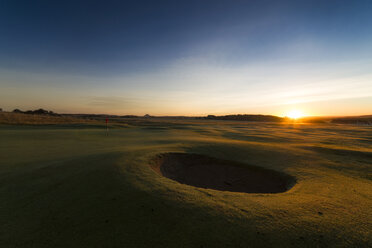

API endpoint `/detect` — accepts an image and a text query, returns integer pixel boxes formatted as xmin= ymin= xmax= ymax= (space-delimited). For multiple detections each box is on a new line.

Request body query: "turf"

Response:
xmin=0 ymin=120 xmax=371 ymax=247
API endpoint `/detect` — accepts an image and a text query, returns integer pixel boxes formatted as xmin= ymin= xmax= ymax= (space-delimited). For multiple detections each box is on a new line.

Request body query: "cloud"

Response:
xmin=85 ymin=96 xmax=140 ymax=110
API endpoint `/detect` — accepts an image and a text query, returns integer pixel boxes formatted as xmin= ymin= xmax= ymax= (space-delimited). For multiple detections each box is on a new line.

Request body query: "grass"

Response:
xmin=0 ymin=118 xmax=371 ymax=247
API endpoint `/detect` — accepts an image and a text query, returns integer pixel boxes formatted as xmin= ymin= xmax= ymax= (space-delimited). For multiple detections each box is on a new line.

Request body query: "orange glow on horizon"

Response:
xmin=286 ymin=110 xmax=305 ymax=119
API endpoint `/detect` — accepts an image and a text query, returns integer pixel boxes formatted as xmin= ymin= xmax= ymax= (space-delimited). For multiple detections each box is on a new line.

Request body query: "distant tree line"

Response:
xmin=202 ymin=114 xmax=284 ymax=122
xmin=12 ymin=108 xmax=59 ymax=116
xmin=331 ymin=117 xmax=372 ymax=125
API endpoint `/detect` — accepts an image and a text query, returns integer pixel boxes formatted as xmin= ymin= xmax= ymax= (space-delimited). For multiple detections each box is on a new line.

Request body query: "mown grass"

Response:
xmin=0 ymin=119 xmax=371 ymax=247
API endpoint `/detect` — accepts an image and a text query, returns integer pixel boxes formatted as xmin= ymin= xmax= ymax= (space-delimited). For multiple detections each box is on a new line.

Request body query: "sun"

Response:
xmin=286 ymin=110 xmax=304 ymax=119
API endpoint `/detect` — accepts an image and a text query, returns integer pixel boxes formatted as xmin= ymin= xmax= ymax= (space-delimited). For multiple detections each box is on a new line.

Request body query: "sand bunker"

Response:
xmin=150 ymin=153 xmax=295 ymax=193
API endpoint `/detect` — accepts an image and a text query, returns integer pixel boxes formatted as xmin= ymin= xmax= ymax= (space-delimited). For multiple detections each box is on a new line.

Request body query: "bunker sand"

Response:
xmin=150 ymin=153 xmax=296 ymax=193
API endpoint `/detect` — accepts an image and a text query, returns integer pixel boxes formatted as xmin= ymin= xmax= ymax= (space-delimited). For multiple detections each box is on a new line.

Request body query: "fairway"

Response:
xmin=1 ymin=120 xmax=371 ymax=247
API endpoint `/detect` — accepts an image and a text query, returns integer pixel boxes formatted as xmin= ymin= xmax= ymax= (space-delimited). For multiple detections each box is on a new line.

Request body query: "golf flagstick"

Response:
xmin=106 ymin=118 xmax=108 ymax=136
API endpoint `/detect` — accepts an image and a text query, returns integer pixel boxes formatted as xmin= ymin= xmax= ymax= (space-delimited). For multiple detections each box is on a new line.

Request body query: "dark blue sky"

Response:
xmin=1 ymin=0 xmax=371 ymax=75
xmin=1 ymin=0 xmax=371 ymax=115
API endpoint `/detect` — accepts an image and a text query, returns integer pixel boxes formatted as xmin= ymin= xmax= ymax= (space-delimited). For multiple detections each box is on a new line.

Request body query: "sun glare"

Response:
xmin=286 ymin=110 xmax=304 ymax=119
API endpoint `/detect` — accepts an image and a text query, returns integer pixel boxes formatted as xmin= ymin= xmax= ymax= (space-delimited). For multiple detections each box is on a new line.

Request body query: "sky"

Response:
xmin=0 ymin=0 xmax=371 ymax=116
